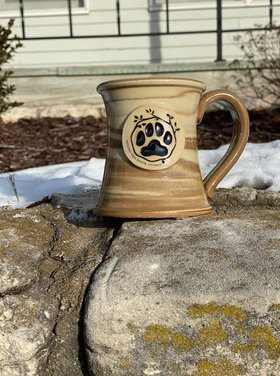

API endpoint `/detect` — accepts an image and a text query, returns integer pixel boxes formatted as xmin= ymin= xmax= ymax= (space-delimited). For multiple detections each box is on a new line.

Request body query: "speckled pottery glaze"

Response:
xmin=94 ymin=77 xmax=249 ymax=218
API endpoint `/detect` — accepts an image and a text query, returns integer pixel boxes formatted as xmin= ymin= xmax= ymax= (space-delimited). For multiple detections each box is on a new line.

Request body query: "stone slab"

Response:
xmin=2 ymin=187 xmax=280 ymax=375
xmin=84 ymin=208 xmax=280 ymax=375
xmin=0 ymin=204 xmax=114 ymax=376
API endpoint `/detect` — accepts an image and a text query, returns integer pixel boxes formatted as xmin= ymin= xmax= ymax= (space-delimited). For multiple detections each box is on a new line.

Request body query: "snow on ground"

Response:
xmin=0 ymin=140 xmax=280 ymax=208
xmin=200 ymin=140 xmax=280 ymax=192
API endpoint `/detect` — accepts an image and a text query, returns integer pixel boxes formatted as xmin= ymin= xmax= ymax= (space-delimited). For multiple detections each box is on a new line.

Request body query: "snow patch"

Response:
xmin=0 ymin=142 xmax=279 ymax=208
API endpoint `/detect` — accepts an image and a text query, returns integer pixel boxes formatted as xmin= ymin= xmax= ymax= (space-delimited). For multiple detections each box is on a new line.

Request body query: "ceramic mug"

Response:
xmin=94 ymin=77 xmax=249 ymax=218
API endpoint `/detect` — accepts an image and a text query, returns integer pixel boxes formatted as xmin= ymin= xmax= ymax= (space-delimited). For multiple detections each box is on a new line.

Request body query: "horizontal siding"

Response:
xmin=222 ymin=6 xmax=277 ymax=28
xmin=1 ymin=0 xmax=279 ymax=69
xmin=9 ymin=34 xmax=216 ymax=67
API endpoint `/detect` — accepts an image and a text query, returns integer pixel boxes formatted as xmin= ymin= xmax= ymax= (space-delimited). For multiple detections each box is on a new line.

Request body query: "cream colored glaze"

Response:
xmin=94 ymin=77 xmax=249 ymax=218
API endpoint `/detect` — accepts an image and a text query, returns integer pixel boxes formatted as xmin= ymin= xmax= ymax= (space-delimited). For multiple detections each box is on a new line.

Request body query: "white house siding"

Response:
xmin=0 ymin=0 xmax=279 ymax=69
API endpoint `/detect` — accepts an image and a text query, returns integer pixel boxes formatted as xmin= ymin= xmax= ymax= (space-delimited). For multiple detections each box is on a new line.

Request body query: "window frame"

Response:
xmin=0 ymin=0 xmax=90 ymax=18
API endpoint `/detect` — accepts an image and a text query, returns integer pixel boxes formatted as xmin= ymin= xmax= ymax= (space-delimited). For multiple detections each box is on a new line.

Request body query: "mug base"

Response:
xmin=93 ymin=206 xmax=213 ymax=219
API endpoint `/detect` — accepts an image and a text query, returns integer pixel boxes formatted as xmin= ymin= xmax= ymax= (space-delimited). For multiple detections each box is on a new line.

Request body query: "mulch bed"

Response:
xmin=0 ymin=108 xmax=280 ymax=173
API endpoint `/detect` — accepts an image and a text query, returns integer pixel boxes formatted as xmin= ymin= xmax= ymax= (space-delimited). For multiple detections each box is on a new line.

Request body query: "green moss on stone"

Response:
xmin=140 ymin=303 xmax=280 ymax=373
xmin=143 ymin=324 xmax=195 ymax=353
xmin=171 ymin=332 xmax=194 ymax=352
xmin=197 ymin=318 xmax=227 ymax=347
xmin=232 ymin=325 xmax=280 ymax=359
xmin=249 ymin=326 xmax=280 ymax=359
xmin=269 ymin=303 xmax=280 ymax=311
xmin=187 ymin=303 xmax=247 ymax=321
xmin=188 ymin=302 xmax=220 ymax=318
xmin=143 ymin=324 xmax=170 ymax=349
xmin=192 ymin=356 xmax=244 ymax=376
xmin=220 ymin=305 xmax=248 ymax=320
xmin=119 ymin=358 xmax=131 ymax=369
xmin=231 ymin=342 xmax=256 ymax=354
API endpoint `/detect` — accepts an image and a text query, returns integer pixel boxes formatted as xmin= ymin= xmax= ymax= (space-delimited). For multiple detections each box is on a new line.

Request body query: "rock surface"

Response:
xmin=0 ymin=204 xmax=114 ymax=376
xmin=84 ymin=208 xmax=280 ymax=376
xmin=1 ymin=188 xmax=280 ymax=375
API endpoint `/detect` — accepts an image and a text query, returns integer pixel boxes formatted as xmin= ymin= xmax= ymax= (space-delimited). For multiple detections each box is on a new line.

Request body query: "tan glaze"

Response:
xmin=94 ymin=77 xmax=249 ymax=218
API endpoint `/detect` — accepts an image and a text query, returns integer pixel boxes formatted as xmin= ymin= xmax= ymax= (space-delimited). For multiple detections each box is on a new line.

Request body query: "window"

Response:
xmin=0 ymin=0 xmax=87 ymax=16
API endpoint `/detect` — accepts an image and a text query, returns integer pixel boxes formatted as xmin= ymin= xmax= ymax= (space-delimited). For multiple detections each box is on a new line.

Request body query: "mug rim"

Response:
xmin=97 ymin=76 xmax=206 ymax=93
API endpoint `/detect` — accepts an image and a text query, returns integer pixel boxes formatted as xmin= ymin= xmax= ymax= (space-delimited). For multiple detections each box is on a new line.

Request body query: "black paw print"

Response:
xmin=135 ymin=121 xmax=173 ymax=157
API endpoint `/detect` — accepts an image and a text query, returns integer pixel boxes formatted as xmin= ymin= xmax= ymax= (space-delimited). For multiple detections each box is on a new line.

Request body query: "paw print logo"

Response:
xmin=122 ymin=105 xmax=185 ymax=171
xmin=131 ymin=109 xmax=178 ymax=163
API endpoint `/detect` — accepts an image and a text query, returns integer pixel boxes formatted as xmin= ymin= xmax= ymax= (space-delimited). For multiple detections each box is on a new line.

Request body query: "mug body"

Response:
xmin=94 ymin=77 xmax=212 ymax=218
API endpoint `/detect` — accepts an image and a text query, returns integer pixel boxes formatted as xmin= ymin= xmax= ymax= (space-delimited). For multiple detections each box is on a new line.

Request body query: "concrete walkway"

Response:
xmin=3 ymin=68 xmax=255 ymax=122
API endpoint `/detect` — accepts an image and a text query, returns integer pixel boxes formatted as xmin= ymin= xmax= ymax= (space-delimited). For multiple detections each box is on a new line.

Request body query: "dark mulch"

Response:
xmin=0 ymin=108 xmax=280 ymax=173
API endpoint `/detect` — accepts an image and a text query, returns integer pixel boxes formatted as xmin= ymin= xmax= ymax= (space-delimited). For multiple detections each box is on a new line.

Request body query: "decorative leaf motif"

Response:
xmin=133 ymin=108 xmax=179 ymax=135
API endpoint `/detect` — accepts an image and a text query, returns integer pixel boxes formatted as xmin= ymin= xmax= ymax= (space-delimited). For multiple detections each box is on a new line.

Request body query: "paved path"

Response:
xmin=4 ymin=70 xmax=246 ymax=122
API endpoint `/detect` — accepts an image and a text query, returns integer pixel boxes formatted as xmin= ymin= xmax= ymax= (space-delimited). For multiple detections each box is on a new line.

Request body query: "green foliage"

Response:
xmin=0 ymin=18 xmax=23 ymax=115
xmin=231 ymin=24 xmax=280 ymax=107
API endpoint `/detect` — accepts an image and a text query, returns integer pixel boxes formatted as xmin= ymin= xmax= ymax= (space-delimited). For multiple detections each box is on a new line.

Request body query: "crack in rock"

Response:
xmin=0 ymin=205 xmax=118 ymax=376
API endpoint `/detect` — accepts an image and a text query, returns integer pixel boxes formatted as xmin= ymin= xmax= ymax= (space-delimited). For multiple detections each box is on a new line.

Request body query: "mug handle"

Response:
xmin=197 ymin=90 xmax=250 ymax=200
